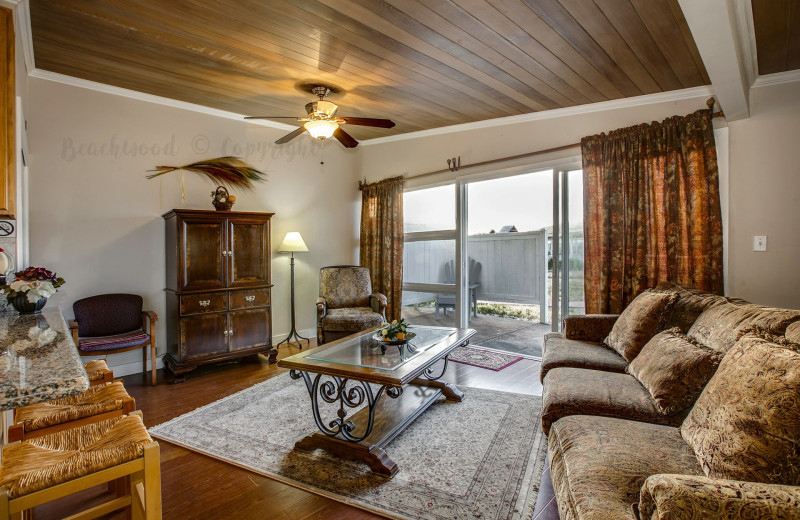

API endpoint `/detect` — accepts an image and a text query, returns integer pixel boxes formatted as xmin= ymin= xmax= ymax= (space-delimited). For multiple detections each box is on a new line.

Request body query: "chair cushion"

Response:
xmin=652 ymin=282 xmax=730 ymax=333
xmin=680 ymin=331 xmax=800 ymax=485
xmin=14 ymin=381 xmax=131 ymax=432
xmin=541 ymin=368 xmax=680 ymax=435
xmin=73 ymin=294 xmax=143 ymax=337
xmin=79 ymin=331 xmax=150 ymax=352
xmin=319 ymin=266 xmax=372 ymax=309
xmin=687 ymin=302 xmax=800 ymax=353
xmin=0 ymin=415 xmax=152 ymax=498
xmin=321 ymin=307 xmax=384 ymax=332
xmin=604 ymin=291 xmax=676 ymax=362
xmin=785 ymin=321 xmax=800 ymax=344
xmin=548 ymin=415 xmax=703 ymax=520
xmin=627 ymin=329 xmax=722 ymax=415
xmin=540 ymin=335 xmax=628 ymax=382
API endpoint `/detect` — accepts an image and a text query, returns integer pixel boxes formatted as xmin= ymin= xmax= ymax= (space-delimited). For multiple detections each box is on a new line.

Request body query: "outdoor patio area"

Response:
xmin=402 ymin=306 xmax=551 ymax=358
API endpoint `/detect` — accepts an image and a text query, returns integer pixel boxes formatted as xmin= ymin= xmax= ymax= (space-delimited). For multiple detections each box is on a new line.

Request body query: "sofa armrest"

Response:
xmin=637 ymin=473 xmax=800 ymax=520
xmin=370 ymin=293 xmax=388 ymax=319
xmin=563 ymin=314 xmax=620 ymax=342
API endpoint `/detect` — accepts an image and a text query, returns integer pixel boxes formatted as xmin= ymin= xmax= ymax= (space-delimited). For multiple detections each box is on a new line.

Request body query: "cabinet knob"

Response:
xmin=229 ymin=329 xmax=234 ymax=336
xmin=222 ymin=251 xmax=228 ymax=257
xmin=199 ymin=300 xmax=211 ymax=307
xmin=245 ymin=295 xmax=256 ymax=302
xmin=224 ymin=330 xmax=229 ymax=336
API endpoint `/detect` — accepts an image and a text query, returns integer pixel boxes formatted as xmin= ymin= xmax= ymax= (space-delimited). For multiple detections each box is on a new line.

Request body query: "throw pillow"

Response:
xmin=603 ymin=290 xmax=675 ymax=362
xmin=627 ymin=328 xmax=722 ymax=415
xmin=680 ymin=331 xmax=800 ymax=485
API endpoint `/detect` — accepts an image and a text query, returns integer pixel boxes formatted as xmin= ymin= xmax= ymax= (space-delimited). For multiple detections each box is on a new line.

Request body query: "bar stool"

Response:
xmin=83 ymin=359 xmax=114 ymax=386
xmin=0 ymin=412 xmax=161 ymax=520
xmin=7 ymin=381 xmax=135 ymax=442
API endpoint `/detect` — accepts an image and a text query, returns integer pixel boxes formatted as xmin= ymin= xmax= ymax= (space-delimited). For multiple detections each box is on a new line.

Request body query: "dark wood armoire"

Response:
xmin=162 ymin=209 xmax=275 ymax=381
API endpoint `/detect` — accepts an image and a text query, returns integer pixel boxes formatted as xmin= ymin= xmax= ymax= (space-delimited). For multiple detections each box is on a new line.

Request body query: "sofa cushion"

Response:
xmin=681 ymin=331 xmax=800 ymax=485
xmin=687 ymin=302 xmax=800 ymax=353
xmin=548 ymin=415 xmax=703 ymax=520
xmin=540 ymin=335 xmax=628 ymax=383
xmin=627 ymin=329 xmax=722 ymax=415
xmin=542 ymin=368 xmax=681 ymax=435
xmin=652 ymin=282 xmax=730 ymax=333
xmin=320 ymin=307 xmax=384 ymax=332
xmin=604 ymin=291 xmax=676 ymax=362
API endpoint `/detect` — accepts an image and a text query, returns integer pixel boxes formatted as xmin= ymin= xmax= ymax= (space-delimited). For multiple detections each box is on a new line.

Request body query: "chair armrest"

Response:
xmin=637 ymin=473 xmax=800 ymax=520
xmin=143 ymin=310 xmax=158 ymax=322
xmin=370 ymin=293 xmax=388 ymax=319
xmin=68 ymin=319 xmax=79 ymax=347
xmin=316 ymin=297 xmax=327 ymax=323
xmin=562 ymin=314 xmax=620 ymax=342
xmin=142 ymin=310 xmax=158 ymax=336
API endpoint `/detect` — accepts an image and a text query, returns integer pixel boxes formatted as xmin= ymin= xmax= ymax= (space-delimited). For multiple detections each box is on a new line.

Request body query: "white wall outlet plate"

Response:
xmin=753 ymin=235 xmax=767 ymax=252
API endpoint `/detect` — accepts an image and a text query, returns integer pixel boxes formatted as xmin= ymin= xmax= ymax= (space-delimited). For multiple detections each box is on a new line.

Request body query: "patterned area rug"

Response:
xmin=149 ymin=375 xmax=546 ymax=520
xmin=449 ymin=345 xmax=524 ymax=371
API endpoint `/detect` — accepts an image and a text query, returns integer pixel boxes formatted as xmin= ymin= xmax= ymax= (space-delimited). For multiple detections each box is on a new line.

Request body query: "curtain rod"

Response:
xmin=359 ymin=99 xmax=724 ymax=191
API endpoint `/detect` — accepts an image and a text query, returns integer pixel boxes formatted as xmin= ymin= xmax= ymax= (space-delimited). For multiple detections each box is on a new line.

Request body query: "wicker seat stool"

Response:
xmin=8 ymin=381 xmax=135 ymax=443
xmin=83 ymin=360 xmax=113 ymax=386
xmin=0 ymin=413 xmax=161 ymax=520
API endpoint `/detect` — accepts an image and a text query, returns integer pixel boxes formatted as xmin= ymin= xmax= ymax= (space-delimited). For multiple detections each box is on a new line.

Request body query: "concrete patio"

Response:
xmin=402 ymin=306 xmax=551 ymax=358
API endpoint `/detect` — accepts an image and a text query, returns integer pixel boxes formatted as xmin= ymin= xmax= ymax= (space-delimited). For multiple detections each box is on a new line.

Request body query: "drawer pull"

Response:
xmin=245 ymin=295 xmax=256 ymax=302
xmin=199 ymin=300 xmax=211 ymax=307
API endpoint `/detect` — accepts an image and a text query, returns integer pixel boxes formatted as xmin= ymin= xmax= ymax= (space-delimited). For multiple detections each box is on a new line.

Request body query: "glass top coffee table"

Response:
xmin=277 ymin=325 xmax=475 ymax=477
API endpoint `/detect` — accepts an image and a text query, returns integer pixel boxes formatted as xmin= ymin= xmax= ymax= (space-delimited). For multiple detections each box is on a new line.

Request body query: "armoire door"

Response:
xmin=180 ymin=314 xmax=228 ymax=359
xmin=228 ymin=309 xmax=270 ymax=351
xmin=228 ymin=219 xmax=269 ymax=287
xmin=181 ymin=217 xmax=226 ymax=291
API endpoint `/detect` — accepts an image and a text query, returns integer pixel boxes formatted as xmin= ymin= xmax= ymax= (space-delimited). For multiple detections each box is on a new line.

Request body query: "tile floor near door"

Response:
xmin=403 ymin=307 xmax=551 ymax=358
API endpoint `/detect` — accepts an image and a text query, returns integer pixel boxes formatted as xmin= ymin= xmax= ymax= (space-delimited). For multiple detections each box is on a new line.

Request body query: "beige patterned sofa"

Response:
xmin=541 ymin=282 xmax=800 ymax=519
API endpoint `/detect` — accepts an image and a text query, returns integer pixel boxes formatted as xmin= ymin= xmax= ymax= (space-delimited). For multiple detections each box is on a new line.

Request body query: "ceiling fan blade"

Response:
xmin=339 ymin=117 xmax=396 ymax=128
xmin=333 ymin=127 xmax=359 ymax=148
xmin=245 ymin=116 xmax=301 ymax=120
xmin=275 ymin=126 xmax=307 ymax=145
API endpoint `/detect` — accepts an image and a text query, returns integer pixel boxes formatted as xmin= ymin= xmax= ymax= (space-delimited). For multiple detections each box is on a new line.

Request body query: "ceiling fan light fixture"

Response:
xmin=304 ymin=119 xmax=339 ymax=139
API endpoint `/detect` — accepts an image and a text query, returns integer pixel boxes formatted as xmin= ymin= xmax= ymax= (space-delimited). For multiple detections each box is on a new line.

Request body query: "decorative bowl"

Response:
xmin=373 ymin=331 xmax=416 ymax=345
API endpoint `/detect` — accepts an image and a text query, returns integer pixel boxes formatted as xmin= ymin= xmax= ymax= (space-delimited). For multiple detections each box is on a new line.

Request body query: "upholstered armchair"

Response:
xmin=69 ymin=294 xmax=158 ymax=385
xmin=316 ymin=266 xmax=387 ymax=344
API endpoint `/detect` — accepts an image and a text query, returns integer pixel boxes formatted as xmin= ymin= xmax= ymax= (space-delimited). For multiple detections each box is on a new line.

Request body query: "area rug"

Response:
xmin=448 ymin=345 xmax=524 ymax=371
xmin=149 ymin=374 xmax=546 ymax=520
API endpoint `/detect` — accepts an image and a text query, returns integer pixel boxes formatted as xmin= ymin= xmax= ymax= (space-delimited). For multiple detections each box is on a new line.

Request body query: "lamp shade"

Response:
xmin=278 ymin=232 xmax=309 ymax=253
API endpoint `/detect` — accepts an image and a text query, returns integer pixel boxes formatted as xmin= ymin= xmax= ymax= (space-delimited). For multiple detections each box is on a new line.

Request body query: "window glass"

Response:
xmin=404 ymin=185 xmax=455 ymax=232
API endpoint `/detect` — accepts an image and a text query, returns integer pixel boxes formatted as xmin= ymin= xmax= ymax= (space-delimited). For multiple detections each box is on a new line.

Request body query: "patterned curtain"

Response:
xmin=582 ymin=109 xmax=723 ymax=314
xmin=360 ymin=176 xmax=404 ymax=321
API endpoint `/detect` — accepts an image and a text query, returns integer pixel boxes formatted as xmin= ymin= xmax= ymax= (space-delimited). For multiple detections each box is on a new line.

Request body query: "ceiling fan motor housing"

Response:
xmin=305 ymin=100 xmax=339 ymax=119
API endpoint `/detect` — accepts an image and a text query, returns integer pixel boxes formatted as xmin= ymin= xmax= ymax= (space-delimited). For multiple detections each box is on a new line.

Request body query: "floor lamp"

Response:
xmin=277 ymin=232 xmax=311 ymax=348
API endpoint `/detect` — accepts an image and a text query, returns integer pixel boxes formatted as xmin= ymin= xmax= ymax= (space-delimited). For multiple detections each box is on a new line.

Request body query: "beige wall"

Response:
xmin=27 ymin=78 xmax=361 ymax=375
xmin=726 ymin=81 xmax=800 ymax=309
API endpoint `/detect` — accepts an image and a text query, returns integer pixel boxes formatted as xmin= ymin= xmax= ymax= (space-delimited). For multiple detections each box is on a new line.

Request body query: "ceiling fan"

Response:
xmin=245 ymin=85 xmax=395 ymax=148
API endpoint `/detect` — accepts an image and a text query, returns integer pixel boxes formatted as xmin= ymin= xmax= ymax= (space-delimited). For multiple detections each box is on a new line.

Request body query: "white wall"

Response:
xmin=27 ymin=78 xmax=361 ymax=375
xmin=726 ymin=81 xmax=800 ymax=309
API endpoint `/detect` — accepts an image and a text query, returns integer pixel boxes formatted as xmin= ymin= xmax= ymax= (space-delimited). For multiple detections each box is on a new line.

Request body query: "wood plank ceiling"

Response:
xmin=30 ymin=0 xmax=712 ymax=140
xmin=752 ymin=0 xmax=800 ymax=75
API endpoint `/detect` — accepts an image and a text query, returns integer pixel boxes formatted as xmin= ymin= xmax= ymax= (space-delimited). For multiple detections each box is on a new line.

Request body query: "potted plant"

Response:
xmin=379 ymin=318 xmax=410 ymax=341
xmin=1 ymin=267 xmax=65 ymax=314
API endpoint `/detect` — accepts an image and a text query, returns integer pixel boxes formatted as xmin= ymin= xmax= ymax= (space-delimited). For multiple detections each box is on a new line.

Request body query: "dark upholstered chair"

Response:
xmin=316 ymin=266 xmax=387 ymax=344
xmin=69 ymin=294 xmax=158 ymax=385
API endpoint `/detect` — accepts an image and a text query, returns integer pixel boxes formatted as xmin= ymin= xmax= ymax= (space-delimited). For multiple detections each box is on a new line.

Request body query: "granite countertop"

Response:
xmin=0 ymin=307 xmax=89 ymax=411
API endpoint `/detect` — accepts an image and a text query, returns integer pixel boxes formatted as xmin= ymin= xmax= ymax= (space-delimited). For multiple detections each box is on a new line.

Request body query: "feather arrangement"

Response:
xmin=147 ymin=156 xmax=267 ymax=190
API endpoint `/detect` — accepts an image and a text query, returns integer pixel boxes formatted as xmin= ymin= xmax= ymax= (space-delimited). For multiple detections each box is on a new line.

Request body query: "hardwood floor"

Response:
xmin=33 ymin=344 xmax=546 ymax=520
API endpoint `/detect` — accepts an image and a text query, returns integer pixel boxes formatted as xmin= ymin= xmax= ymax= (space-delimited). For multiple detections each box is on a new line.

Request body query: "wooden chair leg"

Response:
xmin=143 ymin=443 xmax=162 ymax=520
xmin=150 ymin=341 xmax=157 ymax=386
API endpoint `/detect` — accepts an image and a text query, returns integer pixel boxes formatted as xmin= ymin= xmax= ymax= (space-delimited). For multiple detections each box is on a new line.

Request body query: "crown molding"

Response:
xmin=362 ymin=85 xmax=715 ymax=146
xmin=752 ymin=69 xmax=800 ymax=88
xmin=28 ymin=69 xmax=297 ymax=131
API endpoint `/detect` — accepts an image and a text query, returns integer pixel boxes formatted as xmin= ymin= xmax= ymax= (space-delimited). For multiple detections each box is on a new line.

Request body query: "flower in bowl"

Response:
xmin=2 ymin=267 xmax=65 ymax=303
xmin=379 ymin=318 xmax=409 ymax=341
